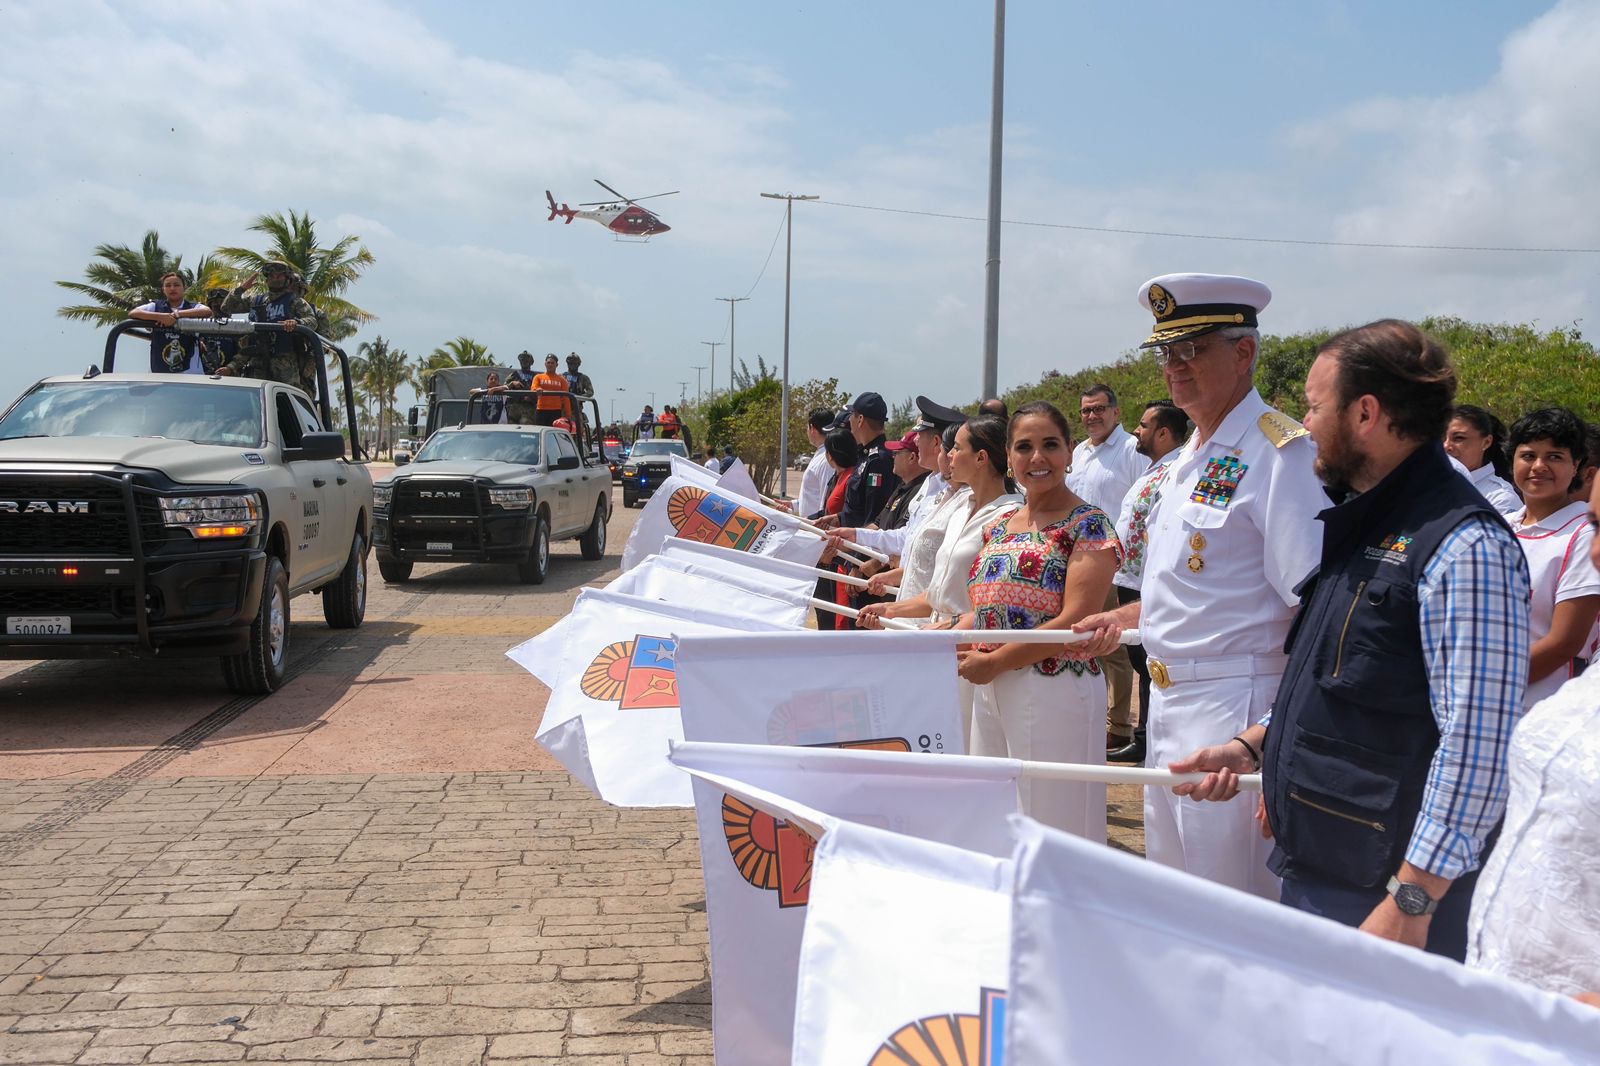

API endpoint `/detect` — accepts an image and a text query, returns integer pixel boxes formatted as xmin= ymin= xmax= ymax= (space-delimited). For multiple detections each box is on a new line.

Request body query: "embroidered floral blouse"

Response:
xmin=967 ymin=505 xmax=1123 ymax=676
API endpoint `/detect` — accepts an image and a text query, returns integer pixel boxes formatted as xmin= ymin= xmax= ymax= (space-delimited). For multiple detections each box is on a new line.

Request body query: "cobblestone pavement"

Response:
xmin=0 ymin=483 xmax=1144 ymax=1064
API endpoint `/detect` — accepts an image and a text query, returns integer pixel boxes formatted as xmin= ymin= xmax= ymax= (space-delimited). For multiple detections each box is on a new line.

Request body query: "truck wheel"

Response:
xmin=622 ymin=491 xmax=637 ymax=509
xmin=322 ymin=531 xmax=368 ymax=629
xmin=377 ymin=552 xmax=412 ymax=583
xmin=221 ymin=556 xmax=289 ymax=695
xmin=517 ymin=514 xmax=550 ymax=584
xmin=578 ymin=498 xmax=608 ymax=560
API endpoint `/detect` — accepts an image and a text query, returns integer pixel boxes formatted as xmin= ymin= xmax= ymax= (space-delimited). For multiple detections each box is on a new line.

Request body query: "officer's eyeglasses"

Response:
xmin=1151 ymin=337 xmax=1222 ymax=367
xmin=1079 ymin=404 xmax=1111 ymax=417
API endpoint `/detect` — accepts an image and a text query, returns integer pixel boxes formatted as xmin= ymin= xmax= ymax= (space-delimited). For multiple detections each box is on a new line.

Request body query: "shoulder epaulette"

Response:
xmin=1257 ymin=410 xmax=1309 ymax=449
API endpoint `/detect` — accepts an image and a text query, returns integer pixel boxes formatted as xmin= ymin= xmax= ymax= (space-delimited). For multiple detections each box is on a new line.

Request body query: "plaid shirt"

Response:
xmin=1407 ymin=514 xmax=1530 ymax=878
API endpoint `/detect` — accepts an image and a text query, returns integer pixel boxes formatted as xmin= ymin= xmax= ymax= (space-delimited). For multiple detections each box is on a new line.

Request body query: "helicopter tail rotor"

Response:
xmin=545 ymin=191 xmax=575 ymax=224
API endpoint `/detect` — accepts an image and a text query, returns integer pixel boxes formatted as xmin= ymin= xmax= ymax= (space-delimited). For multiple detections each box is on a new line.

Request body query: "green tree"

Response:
xmin=216 ymin=210 xmax=376 ymax=340
xmin=410 ymin=337 xmax=496 ymax=398
xmin=683 ymin=376 xmax=849 ymax=494
xmin=54 ymin=230 xmax=202 ymax=326
xmin=352 ymin=336 xmax=410 ymax=457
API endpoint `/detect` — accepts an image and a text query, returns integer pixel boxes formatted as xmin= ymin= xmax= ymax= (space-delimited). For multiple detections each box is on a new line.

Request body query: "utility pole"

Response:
xmin=716 ymin=296 xmax=749 ymax=393
xmin=678 ymin=381 xmax=688 ymax=403
xmin=691 ymin=365 xmax=707 ymax=404
xmin=700 ymin=341 xmax=721 ymax=400
xmin=759 ymin=191 xmax=818 ymax=496
xmin=981 ymin=0 xmax=1006 ymax=400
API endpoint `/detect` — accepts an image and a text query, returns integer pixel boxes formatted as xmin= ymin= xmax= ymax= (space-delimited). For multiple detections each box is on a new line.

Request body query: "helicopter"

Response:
xmin=545 ymin=179 xmax=678 ymax=239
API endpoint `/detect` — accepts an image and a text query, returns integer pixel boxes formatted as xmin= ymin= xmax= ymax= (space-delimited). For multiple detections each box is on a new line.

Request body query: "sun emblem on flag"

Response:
xmin=721 ymin=737 xmax=912 ymax=908
xmin=579 ymin=636 xmax=679 ymax=709
xmin=869 ymin=987 xmax=1007 ymax=1066
xmin=664 ymin=485 xmax=769 ymax=551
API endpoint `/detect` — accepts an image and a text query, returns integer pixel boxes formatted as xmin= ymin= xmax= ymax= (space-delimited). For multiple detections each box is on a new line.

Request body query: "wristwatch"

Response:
xmin=1386 ymin=876 xmax=1440 ymax=916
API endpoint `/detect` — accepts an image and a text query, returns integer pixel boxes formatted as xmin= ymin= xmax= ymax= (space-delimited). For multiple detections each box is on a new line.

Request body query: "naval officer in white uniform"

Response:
xmin=1073 ymin=273 xmax=1326 ymax=898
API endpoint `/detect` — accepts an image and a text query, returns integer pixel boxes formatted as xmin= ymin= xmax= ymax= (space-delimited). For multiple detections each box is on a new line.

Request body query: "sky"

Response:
xmin=4 ymin=0 xmax=1597 ymax=421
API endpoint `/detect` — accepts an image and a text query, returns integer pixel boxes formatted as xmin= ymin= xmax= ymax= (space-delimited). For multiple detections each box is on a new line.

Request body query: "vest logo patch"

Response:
xmin=1364 ymin=533 xmax=1413 ymax=565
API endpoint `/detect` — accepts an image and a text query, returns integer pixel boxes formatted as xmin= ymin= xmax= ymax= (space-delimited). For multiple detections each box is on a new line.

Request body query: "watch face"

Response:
xmin=1394 ymin=883 xmax=1433 ymax=916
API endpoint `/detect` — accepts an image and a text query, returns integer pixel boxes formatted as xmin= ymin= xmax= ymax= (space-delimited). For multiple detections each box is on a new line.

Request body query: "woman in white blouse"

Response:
xmin=1444 ymin=404 xmax=1520 ymax=514
xmin=1468 ymin=469 xmax=1600 ymax=1007
xmin=857 ymin=415 xmax=1021 ymax=628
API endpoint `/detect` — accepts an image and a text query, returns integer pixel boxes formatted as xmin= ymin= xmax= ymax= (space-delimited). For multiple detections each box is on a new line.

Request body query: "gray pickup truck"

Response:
xmin=373 ymin=422 xmax=612 ymax=584
xmin=0 ymin=319 xmax=373 ymax=694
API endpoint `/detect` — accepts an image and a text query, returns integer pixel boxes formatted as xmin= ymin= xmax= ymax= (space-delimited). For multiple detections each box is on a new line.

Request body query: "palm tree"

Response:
xmin=55 ymin=230 xmax=198 ymax=326
xmin=434 ymin=336 xmax=495 ymax=367
xmin=353 ymin=336 xmax=410 ymax=456
xmin=217 ymin=211 xmax=376 ymax=341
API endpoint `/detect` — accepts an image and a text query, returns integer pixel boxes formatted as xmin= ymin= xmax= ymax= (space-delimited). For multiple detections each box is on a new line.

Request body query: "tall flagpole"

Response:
xmin=760 ymin=191 xmax=817 ymax=497
xmin=981 ymin=0 xmax=1005 ymax=400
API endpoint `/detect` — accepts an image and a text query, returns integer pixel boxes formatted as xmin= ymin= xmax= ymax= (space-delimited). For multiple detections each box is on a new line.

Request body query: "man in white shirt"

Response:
xmin=828 ymin=395 xmax=961 ymax=558
xmin=1108 ymin=399 xmax=1191 ymax=764
xmin=798 ymin=409 xmax=837 ymax=519
xmin=1068 ymin=384 xmax=1150 ymax=751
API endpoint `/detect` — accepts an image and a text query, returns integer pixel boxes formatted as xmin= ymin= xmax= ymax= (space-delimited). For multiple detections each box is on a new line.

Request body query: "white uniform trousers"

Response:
xmin=970 ymin=666 xmax=1107 ymax=843
xmin=1145 ymin=670 xmax=1281 ymax=900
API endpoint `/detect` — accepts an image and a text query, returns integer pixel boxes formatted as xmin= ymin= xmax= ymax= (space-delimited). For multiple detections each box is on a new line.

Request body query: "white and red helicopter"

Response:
xmin=545 ymin=180 xmax=678 ymax=239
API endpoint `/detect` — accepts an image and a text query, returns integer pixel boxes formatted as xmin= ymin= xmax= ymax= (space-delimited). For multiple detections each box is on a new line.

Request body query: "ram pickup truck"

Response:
xmin=0 ymin=319 xmax=373 ymax=694
xmin=373 ymin=422 xmax=612 ymax=584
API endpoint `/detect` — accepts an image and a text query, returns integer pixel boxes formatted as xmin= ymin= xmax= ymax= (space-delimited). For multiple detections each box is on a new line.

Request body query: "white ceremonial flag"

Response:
xmin=606 ymin=558 xmax=812 ymax=629
xmin=1005 ymin=817 xmax=1600 ymax=1065
xmin=619 ymin=474 xmax=824 ymax=573
xmin=658 ymin=539 xmax=822 ymax=604
xmin=506 ymin=589 xmax=784 ymax=807
xmin=792 ymin=822 xmax=1012 ymax=1066
xmin=670 ymin=452 xmax=721 ymax=487
xmin=669 ymin=741 xmax=1021 ymax=1066
xmin=716 ymin=457 xmax=763 ymax=503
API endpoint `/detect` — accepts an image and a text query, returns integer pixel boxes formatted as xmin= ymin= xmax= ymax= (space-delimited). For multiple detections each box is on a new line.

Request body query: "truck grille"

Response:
xmin=0 ymin=476 xmax=133 ymax=554
xmin=0 ymin=587 xmax=116 ymax=613
xmin=394 ymin=479 xmax=486 ymax=516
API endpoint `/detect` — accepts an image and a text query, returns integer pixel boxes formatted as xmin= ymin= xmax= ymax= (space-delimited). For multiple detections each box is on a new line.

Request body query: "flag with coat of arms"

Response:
xmin=620 ymin=474 xmax=823 ymax=573
xmin=667 ymin=740 xmax=1020 ymax=1066
xmin=505 ymin=589 xmax=788 ymax=807
xmin=606 ymin=556 xmax=812 ymax=629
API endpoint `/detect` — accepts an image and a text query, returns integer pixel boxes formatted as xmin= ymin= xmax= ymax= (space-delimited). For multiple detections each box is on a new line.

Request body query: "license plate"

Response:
xmin=7 ymin=616 xmax=71 ymax=636
xmin=426 ymin=541 xmax=453 ymax=552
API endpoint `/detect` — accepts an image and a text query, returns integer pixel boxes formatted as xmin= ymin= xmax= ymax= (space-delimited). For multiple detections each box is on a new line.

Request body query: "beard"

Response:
xmin=1312 ymin=417 xmax=1364 ymax=496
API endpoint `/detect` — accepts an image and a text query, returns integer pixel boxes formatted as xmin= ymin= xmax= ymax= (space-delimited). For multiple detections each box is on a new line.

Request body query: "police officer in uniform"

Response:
xmin=840 ymin=391 xmax=901 ymax=528
xmin=218 ymin=261 xmax=319 ymax=391
xmin=1074 ymin=274 xmax=1326 ymax=898
xmin=1171 ymin=320 xmax=1530 ymax=960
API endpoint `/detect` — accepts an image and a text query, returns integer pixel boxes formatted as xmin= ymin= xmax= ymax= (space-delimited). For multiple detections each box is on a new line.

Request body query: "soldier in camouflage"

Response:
xmin=217 ymin=261 xmax=319 ymax=391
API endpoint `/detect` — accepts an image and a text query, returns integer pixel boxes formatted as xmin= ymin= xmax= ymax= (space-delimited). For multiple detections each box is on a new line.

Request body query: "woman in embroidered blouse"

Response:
xmin=957 ymin=401 xmax=1123 ymax=840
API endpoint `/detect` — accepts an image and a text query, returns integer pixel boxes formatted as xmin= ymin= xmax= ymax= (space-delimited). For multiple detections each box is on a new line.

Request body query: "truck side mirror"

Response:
xmin=407 ymin=406 xmax=419 ymax=437
xmin=553 ymin=455 xmax=581 ymax=471
xmin=284 ymin=431 xmax=346 ymax=462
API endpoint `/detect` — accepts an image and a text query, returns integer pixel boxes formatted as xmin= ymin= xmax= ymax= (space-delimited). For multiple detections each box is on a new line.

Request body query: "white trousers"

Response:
xmin=1145 ymin=671 xmax=1281 ymax=899
xmin=970 ymin=666 xmax=1107 ymax=843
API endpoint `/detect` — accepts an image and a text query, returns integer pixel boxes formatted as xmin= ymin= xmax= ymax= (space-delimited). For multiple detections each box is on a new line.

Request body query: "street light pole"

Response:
xmin=981 ymin=0 xmax=1006 ymax=400
xmin=691 ymin=365 xmax=707 ymax=404
xmin=760 ymin=191 xmax=818 ymax=496
xmin=700 ymin=341 xmax=721 ymax=399
xmin=678 ymin=381 xmax=688 ymax=403
xmin=716 ymin=296 xmax=748 ymax=393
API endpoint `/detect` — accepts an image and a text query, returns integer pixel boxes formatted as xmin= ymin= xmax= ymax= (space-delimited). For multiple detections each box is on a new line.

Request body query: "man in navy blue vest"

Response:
xmin=1171 ymin=320 xmax=1530 ymax=960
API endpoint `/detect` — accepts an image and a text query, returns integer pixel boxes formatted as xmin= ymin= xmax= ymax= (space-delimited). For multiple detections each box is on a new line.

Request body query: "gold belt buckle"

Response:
xmin=1149 ymin=659 xmax=1172 ymax=689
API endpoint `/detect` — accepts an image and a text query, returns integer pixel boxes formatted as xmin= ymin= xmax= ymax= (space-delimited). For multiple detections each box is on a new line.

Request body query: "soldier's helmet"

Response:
xmin=262 ymin=260 xmax=292 ymax=276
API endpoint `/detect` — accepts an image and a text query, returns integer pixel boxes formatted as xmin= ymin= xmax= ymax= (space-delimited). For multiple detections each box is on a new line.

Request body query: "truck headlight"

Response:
xmin=488 ymin=488 xmax=533 ymax=509
xmin=160 ymin=493 xmax=262 ymax=539
xmin=622 ymin=463 xmax=638 ymax=476
xmin=373 ymin=485 xmax=393 ymax=509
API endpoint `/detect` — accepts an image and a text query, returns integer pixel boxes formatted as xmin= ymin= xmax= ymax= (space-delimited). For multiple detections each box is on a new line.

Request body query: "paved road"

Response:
xmin=0 ymin=482 xmax=1143 ymax=1064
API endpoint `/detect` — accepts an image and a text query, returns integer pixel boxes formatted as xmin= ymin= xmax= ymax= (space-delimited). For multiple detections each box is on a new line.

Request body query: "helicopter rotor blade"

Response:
xmin=628 ymin=191 xmax=680 ymax=202
xmin=594 ymin=179 xmax=631 ymax=203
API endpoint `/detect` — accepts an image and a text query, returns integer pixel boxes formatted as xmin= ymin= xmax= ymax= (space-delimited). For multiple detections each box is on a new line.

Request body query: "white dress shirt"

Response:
xmin=1140 ymin=390 xmax=1325 ymax=660
xmin=924 ymin=491 xmax=1024 ymax=621
xmin=798 ymin=446 xmax=833 ymax=518
xmin=1463 ymin=462 xmax=1522 ymax=515
xmin=1067 ymin=423 xmax=1146 ymax=514
xmin=897 ymin=486 xmax=968 ymax=602
xmin=855 ymin=471 xmax=949 ymax=556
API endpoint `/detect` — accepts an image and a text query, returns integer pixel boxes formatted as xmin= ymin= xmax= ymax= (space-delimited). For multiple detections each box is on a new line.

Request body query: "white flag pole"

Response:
xmin=1016 ymin=758 xmax=1262 ymax=792
xmin=863 ymin=628 xmax=1143 ymax=645
xmin=808 ymin=598 xmax=920 ymax=629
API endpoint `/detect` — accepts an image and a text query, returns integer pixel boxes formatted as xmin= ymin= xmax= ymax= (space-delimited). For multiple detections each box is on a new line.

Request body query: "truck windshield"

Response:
xmin=415 ymin=431 xmax=543 ymax=465
xmin=631 ymin=440 xmax=687 ymax=458
xmin=0 ymin=382 xmax=265 ymax=447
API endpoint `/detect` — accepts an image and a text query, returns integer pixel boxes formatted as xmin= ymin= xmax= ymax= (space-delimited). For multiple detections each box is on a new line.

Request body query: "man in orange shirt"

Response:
xmin=532 ymin=352 xmax=572 ymax=426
